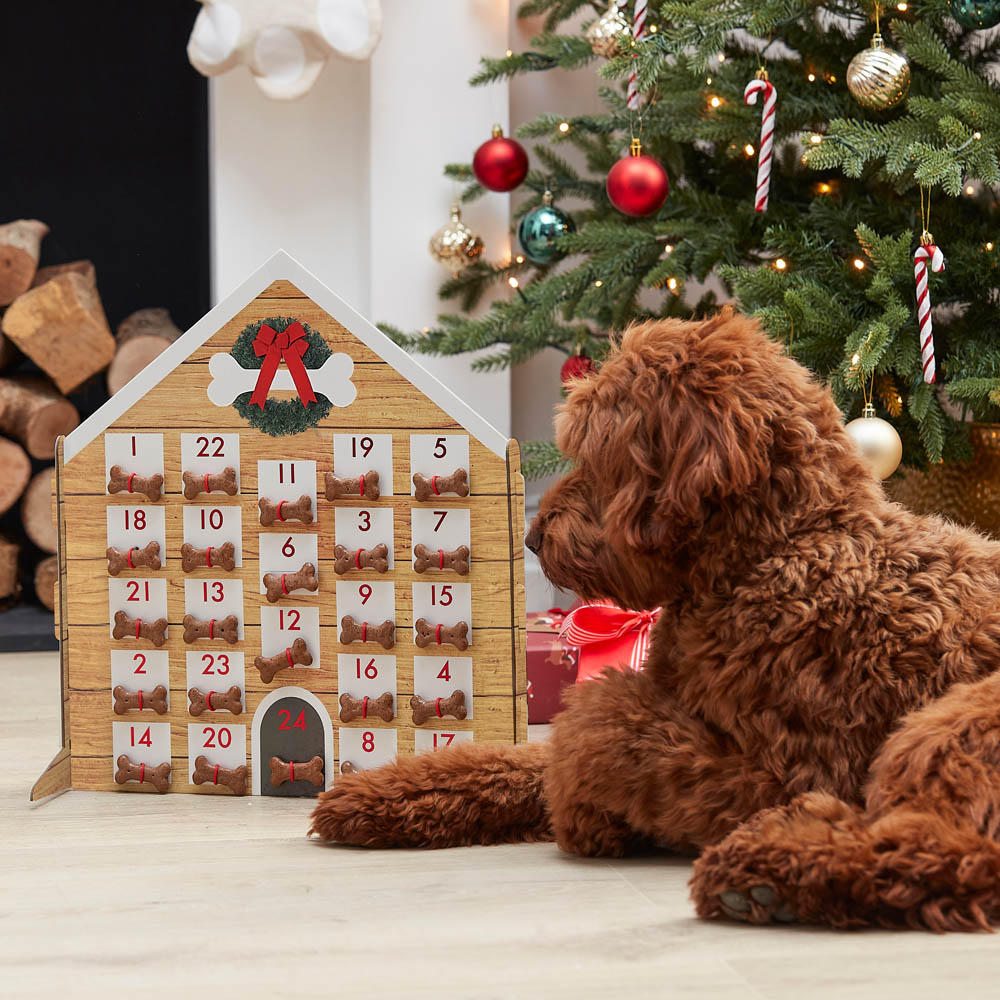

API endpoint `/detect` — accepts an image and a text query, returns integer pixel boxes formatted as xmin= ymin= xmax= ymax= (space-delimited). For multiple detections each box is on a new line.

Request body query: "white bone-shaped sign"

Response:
xmin=207 ymin=351 xmax=357 ymax=408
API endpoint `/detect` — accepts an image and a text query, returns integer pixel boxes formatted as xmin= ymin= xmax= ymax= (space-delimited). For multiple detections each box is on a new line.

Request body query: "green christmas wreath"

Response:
xmin=230 ymin=316 xmax=333 ymax=436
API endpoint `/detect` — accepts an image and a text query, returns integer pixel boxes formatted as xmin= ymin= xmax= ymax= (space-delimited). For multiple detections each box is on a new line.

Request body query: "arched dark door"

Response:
xmin=257 ymin=696 xmax=327 ymax=798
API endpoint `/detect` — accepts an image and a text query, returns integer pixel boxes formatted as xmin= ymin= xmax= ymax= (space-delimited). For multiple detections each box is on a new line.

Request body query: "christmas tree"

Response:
xmin=384 ymin=0 xmax=1000 ymax=479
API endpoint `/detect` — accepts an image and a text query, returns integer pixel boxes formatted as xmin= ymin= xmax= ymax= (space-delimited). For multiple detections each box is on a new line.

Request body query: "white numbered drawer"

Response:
xmin=184 ymin=579 xmax=244 ymax=638
xmin=334 ymin=507 xmax=394 ymax=569
xmin=413 ymin=656 xmax=473 ymax=720
xmin=414 ymin=730 xmax=474 ymax=753
xmin=411 ymin=508 xmax=471 ymax=569
xmin=259 ymin=606 xmax=321 ymax=663
xmin=338 ymin=726 xmax=397 ymax=771
xmin=337 ymin=654 xmax=397 ymax=702
xmin=259 ymin=533 xmax=319 ymax=593
xmin=110 ymin=650 xmax=171 ymax=710
xmin=186 ymin=650 xmax=246 ymax=692
xmin=335 ymin=580 xmax=394 ymax=626
xmin=333 ymin=433 xmax=394 ymax=495
xmin=183 ymin=505 xmax=243 ymax=565
xmin=180 ymin=433 xmax=241 ymax=485
xmin=412 ymin=582 xmax=472 ymax=638
xmin=112 ymin=720 xmax=172 ymax=770
xmin=409 ymin=434 xmax=470 ymax=495
xmin=105 ymin=433 xmax=164 ymax=492
xmin=187 ymin=723 xmax=247 ymax=780
xmin=106 ymin=505 xmax=166 ymax=555
xmin=108 ymin=578 xmax=168 ymax=636
xmin=257 ymin=460 xmax=317 ymax=514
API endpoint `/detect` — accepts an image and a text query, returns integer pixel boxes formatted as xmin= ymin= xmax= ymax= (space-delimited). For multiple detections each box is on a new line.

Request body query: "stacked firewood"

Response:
xmin=0 ymin=219 xmax=181 ymax=611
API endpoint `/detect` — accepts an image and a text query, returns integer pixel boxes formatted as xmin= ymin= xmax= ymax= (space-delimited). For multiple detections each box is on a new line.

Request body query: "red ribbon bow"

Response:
xmin=250 ymin=321 xmax=318 ymax=410
xmin=560 ymin=601 xmax=659 ymax=672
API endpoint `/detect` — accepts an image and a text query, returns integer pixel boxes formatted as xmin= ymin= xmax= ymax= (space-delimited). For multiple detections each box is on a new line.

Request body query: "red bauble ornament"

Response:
xmin=561 ymin=353 xmax=594 ymax=384
xmin=473 ymin=124 xmax=529 ymax=192
xmin=606 ymin=139 xmax=670 ymax=217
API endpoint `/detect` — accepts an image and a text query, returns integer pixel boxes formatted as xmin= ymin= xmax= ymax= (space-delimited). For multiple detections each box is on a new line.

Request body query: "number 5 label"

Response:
xmin=409 ymin=435 xmax=471 ymax=496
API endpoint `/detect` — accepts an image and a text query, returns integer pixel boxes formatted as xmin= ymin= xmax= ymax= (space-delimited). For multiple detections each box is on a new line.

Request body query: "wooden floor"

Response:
xmin=4 ymin=653 xmax=1000 ymax=998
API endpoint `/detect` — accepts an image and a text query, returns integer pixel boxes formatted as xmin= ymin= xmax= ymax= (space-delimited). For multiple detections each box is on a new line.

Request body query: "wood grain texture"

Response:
xmin=53 ymin=280 xmax=525 ymax=796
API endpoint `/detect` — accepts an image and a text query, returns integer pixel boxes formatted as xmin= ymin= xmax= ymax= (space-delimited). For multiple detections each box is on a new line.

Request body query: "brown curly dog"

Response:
xmin=311 ymin=310 xmax=1000 ymax=932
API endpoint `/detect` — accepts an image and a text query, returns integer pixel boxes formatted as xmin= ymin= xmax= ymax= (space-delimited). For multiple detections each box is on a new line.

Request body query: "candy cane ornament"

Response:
xmin=743 ymin=73 xmax=777 ymax=213
xmin=914 ymin=239 xmax=945 ymax=384
xmin=619 ymin=0 xmax=647 ymax=110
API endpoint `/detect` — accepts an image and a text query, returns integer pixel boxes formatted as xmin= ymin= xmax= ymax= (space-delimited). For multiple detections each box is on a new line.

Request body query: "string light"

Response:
xmin=506 ymin=49 xmax=513 ymax=57
xmin=807 ymin=72 xmax=816 ymax=82
xmin=515 ymin=255 xmax=525 ymax=264
xmin=896 ymin=1 xmax=907 ymax=9
xmin=709 ymin=95 xmax=722 ymax=108
xmin=853 ymin=258 xmax=866 ymax=270
xmin=706 ymin=76 xmax=712 ymax=84
xmin=558 ymin=121 xmax=570 ymax=133
xmin=986 ymin=242 xmax=994 ymax=251
xmin=744 ymin=143 xmax=755 ymax=157
xmin=966 ymin=184 xmax=976 ymax=195
xmin=773 ymin=258 xmax=788 ymax=271
xmin=649 ymin=24 xmax=658 ymax=32
xmin=667 ymin=277 xmax=679 ymax=291
xmin=816 ymin=182 xmax=833 ymax=194
xmin=809 ymin=133 xmax=823 ymax=145
xmin=421 ymin=326 xmax=430 ymax=334
xmin=508 ymin=276 xmax=520 ymax=288
xmin=593 ymin=279 xmax=603 ymax=287
xmin=851 ymin=353 xmax=861 ymax=366
xmin=827 ymin=74 xmax=837 ymax=83
xmin=664 ymin=244 xmax=674 ymax=254
xmin=975 ymin=131 xmax=982 ymax=140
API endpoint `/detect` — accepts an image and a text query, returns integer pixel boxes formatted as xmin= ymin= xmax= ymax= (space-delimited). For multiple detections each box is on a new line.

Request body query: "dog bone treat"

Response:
xmin=339 ymin=691 xmax=394 ymax=723
xmin=340 ymin=760 xmax=358 ymax=775
xmin=106 ymin=541 xmax=161 ymax=576
xmin=270 ymin=755 xmax=324 ymax=788
xmin=115 ymin=754 xmax=170 ymax=793
xmin=183 ymin=613 xmax=239 ymax=644
xmin=112 ymin=611 xmax=168 ymax=647
xmin=413 ymin=543 xmax=470 ymax=576
xmin=414 ymin=617 xmax=469 ymax=651
xmin=325 ymin=469 xmax=380 ymax=501
xmin=333 ymin=543 xmax=389 ymax=575
xmin=263 ymin=561 xmax=319 ymax=603
xmin=258 ymin=493 xmax=313 ymax=526
xmin=180 ymin=541 xmax=237 ymax=573
xmin=412 ymin=467 xmax=469 ymax=502
xmin=182 ymin=466 xmax=238 ymax=500
xmin=254 ymin=637 xmax=312 ymax=684
xmin=339 ymin=615 xmax=395 ymax=650
xmin=192 ymin=754 xmax=248 ymax=796
xmin=188 ymin=685 xmax=243 ymax=716
xmin=410 ymin=689 xmax=468 ymax=725
xmin=107 ymin=464 xmax=163 ymax=503
xmin=112 ymin=683 xmax=168 ymax=715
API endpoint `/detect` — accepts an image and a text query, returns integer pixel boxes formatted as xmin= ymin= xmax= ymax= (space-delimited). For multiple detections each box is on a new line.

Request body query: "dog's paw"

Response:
xmin=717 ymin=885 xmax=796 ymax=924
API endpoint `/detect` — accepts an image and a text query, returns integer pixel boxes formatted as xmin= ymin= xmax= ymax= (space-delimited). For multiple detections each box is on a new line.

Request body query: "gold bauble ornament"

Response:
xmin=429 ymin=203 xmax=484 ymax=271
xmin=585 ymin=1 xmax=631 ymax=58
xmin=846 ymin=32 xmax=911 ymax=110
xmin=845 ymin=404 xmax=903 ymax=479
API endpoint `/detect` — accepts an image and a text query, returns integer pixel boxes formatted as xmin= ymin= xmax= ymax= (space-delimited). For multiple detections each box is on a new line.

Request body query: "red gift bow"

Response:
xmin=559 ymin=601 xmax=659 ymax=672
xmin=249 ymin=321 xmax=318 ymax=410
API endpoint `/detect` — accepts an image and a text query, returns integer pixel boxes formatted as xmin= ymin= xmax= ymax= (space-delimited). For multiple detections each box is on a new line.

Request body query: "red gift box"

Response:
xmin=526 ymin=609 xmax=578 ymax=724
xmin=560 ymin=601 xmax=658 ymax=682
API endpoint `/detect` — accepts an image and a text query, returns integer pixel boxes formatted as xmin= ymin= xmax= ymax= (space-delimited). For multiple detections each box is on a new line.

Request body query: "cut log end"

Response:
xmin=34 ymin=554 xmax=57 ymax=610
xmin=21 ymin=467 xmax=56 ymax=553
xmin=0 ymin=536 xmax=20 ymax=600
xmin=107 ymin=335 xmax=173 ymax=396
xmin=0 ymin=377 xmax=79 ymax=460
xmin=0 ymin=219 xmax=49 ymax=306
xmin=0 ymin=437 xmax=31 ymax=516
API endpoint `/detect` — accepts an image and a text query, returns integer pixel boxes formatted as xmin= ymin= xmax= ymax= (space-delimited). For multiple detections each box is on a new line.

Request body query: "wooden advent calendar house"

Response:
xmin=32 ymin=250 xmax=526 ymax=800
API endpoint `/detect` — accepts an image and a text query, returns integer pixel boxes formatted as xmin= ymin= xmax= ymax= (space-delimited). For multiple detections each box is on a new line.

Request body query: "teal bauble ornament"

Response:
xmin=949 ymin=0 xmax=1000 ymax=28
xmin=517 ymin=190 xmax=575 ymax=265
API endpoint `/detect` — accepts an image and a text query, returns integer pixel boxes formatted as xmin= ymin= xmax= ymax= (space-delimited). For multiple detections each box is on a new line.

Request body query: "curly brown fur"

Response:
xmin=311 ymin=310 xmax=1000 ymax=931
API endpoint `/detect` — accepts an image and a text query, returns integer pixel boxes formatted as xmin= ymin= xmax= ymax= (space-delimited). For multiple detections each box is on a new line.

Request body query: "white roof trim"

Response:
xmin=64 ymin=249 xmax=511 ymax=462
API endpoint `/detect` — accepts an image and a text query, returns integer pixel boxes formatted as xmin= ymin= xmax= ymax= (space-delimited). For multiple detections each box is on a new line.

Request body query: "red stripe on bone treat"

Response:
xmin=333 ymin=543 xmax=389 ymax=575
xmin=108 ymin=465 xmax=163 ymax=502
xmin=188 ymin=685 xmax=243 ymax=716
xmin=339 ymin=615 xmax=395 ymax=649
xmin=325 ymin=470 xmax=380 ymax=501
xmin=183 ymin=613 xmax=239 ymax=644
xmin=112 ymin=611 xmax=167 ymax=647
xmin=413 ymin=543 xmax=469 ymax=576
xmin=107 ymin=541 xmax=161 ymax=576
xmin=113 ymin=684 xmax=168 ymax=715
xmin=182 ymin=466 xmax=238 ymax=500
xmin=192 ymin=755 xmax=247 ymax=795
xmin=269 ymin=755 xmax=324 ymax=788
xmin=263 ymin=562 xmax=318 ymax=603
xmin=259 ymin=494 xmax=313 ymax=526
xmin=412 ymin=467 xmax=469 ymax=502
xmin=414 ymin=617 xmax=469 ymax=651
xmin=115 ymin=754 xmax=170 ymax=793
xmin=339 ymin=690 xmax=394 ymax=723
xmin=181 ymin=541 xmax=236 ymax=573
xmin=410 ymin=689 xmax=468 ymax=725
xmin=254 ymin=637 xmax=312 ymax=683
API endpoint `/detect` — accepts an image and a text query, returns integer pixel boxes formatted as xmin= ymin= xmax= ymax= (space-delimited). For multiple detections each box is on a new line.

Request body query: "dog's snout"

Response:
xmin=525 ymin=519 xmax=544 ymax=554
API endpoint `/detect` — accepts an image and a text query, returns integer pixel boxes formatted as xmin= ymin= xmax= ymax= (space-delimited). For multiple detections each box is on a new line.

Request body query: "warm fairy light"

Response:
xmin=594 ymin=279 xmax=603 ymax=287
xmin=421 ymin=326 xmax=430 ymax=334
xmin=897 ymin=1 xmax=907 ymax=9
xmin=709 ymin=95 xmax=722 ymax=108
xmin=807 ymin=72 xmax=816 ymax=82
xmin=816 ymin=182 xmax=833 ymax=194
xmin=558 ymin=121 xmax=570 ymax=133
xmin=649 ymin=24 xmax=658 ymax=32
xmin=717 ymin=53 xmax=726 ymax=62
xmin=744 ymin=143 xmax=755 ymax=156
xmin=852 ymin=353 xmax=861 ymax=365
xmin=810 ymin=133 xmax=823 ymax=144
xmin=515 ymin=255 xmax=525 ymax=263
xmin=975 ymin=131 xmax=982 ymax=139
xmin=508 ymin=276 xmax=520 ymax=288
xmin=664 ymin=244 xmax=674 ymax=254
xmin=706 ymin=76 xmax=712 ymax=84
xmin=853 ymin=258 xmax=866 ymax=270
xmin=986 ymin=242 xmax=995 ymax=251
xmin=773 ymin=258 xmax=788 ymax=271
xmin=966 ymin=184 xmax=976 ymax=195
xmin=667 ymin=277 xmax=679 ymax=290
xmin=896 ymin=394 xmax=903 ymax=404
xmin=506 ymin=49 xmax=513 ymax=57
xmin=827 ymin=74 xmax=837 ymax=83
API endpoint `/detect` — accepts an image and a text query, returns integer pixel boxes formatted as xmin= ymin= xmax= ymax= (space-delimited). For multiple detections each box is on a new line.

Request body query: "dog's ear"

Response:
xmin=556 ymin=315 xmax=774 ymax=551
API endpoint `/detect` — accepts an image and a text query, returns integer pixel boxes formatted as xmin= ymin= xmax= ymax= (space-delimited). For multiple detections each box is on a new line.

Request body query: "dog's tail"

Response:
xmin=308 ymin=742 xmax=552 ymax=848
